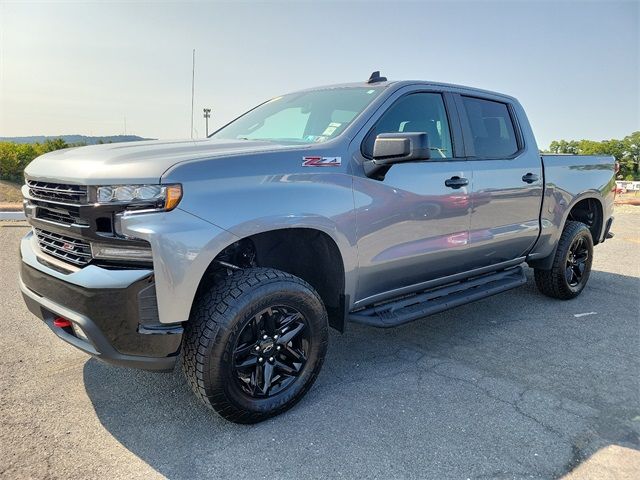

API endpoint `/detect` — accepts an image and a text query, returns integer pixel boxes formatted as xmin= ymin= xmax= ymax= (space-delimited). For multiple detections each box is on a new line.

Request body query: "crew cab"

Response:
xmin=19 ymin=72 xmax=615 ymax=423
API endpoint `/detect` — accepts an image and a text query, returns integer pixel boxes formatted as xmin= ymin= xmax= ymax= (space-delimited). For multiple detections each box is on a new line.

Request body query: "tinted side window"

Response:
xmin=461 ymin=96 xmax=518 ymax=158
xmin=363 ymin=93 xmax=453 ymax=158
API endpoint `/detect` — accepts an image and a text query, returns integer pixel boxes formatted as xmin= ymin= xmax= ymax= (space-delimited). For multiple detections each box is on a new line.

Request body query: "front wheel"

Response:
xmin=534 ymin=221 xmax=594 ymax=300
xmin=182 ymin=268 xmax=328 ymax=423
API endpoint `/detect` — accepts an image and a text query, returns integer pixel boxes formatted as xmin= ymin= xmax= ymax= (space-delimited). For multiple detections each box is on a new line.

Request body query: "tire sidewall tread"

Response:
xmin=182 ymin=267 xmax=328 ymax=423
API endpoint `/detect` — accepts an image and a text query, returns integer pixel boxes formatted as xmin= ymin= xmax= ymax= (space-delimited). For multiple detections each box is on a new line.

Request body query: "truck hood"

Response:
xmin=24 ymin=138 xmax=300 ymax=185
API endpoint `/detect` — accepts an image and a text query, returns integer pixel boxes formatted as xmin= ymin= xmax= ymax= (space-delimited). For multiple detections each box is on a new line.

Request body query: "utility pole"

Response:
xmin=190 ymin=49 xmax=195 ymax=139
xmin=203 ymin=108 xmax=211 ymax=137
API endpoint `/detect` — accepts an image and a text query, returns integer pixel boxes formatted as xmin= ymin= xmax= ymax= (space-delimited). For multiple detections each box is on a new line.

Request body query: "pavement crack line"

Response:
xmin=428 ymin=366 xmax=568 ymax=440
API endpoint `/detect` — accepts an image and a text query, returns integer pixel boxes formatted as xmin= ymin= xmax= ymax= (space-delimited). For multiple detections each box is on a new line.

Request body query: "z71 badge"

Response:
xmin=302 ymin=156 xmax=342 ymax=167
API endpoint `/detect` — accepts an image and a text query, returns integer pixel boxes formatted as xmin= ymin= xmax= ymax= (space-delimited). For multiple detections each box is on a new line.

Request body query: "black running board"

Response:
xmin=349 ymin=266 xmax=527 ymax=328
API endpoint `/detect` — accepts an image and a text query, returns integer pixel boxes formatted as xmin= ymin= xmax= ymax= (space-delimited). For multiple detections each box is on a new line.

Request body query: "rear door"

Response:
xmin=455 ymin=94 xmax=543 ymax=268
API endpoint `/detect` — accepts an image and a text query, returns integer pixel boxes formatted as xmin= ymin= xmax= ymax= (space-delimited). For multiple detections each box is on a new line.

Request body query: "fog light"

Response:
xmin=71 ymin=323 xmax=90 ymax=342
xmin=91 ymin=243 xmax=153 ymax=261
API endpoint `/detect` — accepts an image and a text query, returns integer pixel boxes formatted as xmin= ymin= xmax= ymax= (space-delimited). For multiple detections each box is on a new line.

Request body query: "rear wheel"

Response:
xmin=534 ymin=221 xmax=594 ymax=300
xmin=182 ymin=267 xmax=328 ymax=423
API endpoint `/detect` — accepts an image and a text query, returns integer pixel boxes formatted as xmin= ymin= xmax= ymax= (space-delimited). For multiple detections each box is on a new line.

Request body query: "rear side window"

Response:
xmin=461 ymin=96 xmax=519 ymax=158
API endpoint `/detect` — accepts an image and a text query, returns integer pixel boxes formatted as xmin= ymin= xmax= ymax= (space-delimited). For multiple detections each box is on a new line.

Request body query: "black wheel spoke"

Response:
xmin=235 ymin=343 xmax=257 ymax=360
xmin=274 ymin=359 xmax=298 ymax=376
xmin=572 ymin=265 xmax=582 ymax=282
xmin=279 ymin=312 xmax=301 ymax=330
xmin=574 ymin=237 xmax=583 ymax=251
xmin=575 ymin=250 xmax=588 ymax=263
xmin=261 ymin=362 xmax=274 ymax=395
xmin=277 ymin=322 xmax=305 ymax=345
xmin=263 ymin=307 xmax=277 ymax=335
xmin=249 ymin=317 xmax=259 ymax=340
xmin=574 ymin=245 xmax=589 ymax=262
xmin=236 ymin=356 xmax=258 ymax=369
xmin=565 ymin=266 xmax=574 ymax=284
xmin=282 ymin=345 xmax=304 ymax=362
xmin=254 ymin=364 xmax=262 ymax=393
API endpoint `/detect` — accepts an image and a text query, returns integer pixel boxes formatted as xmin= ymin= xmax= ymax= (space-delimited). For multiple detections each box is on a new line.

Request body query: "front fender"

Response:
xmin=165 ymin=167 xmax=359 ymax=305
xmin=120 ymin=208 xmax=239 ymax=324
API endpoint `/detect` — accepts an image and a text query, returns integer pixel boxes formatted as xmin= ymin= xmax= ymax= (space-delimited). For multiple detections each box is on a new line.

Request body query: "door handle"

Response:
xmin=522 ymin=173 xmax=539 ymax=184
xmin=445 ymin=176 xmax=469 ymax=189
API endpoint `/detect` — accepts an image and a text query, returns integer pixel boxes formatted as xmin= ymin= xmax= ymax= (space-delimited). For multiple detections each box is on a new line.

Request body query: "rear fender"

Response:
xmin=527 ymin=191 xmax=605 ymax=270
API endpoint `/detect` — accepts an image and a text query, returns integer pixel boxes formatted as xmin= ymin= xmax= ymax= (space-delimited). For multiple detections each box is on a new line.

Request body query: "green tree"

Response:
xmin=548 ymin=140 xmax=580 ymax=154
xmin=0 ymin=142 xmax=20 ymax=180
xmin=621 ymin=131 xmax=639 ymax=179
xmin=0 ymin=138 xmax=69 ymax=181
xmin=16 ymin=143 xmax=38 ymax=174
xmin=39 ymin=138 xmax=68 ymax=153
xmin=546 ymin=133 xmax=640 ymax=180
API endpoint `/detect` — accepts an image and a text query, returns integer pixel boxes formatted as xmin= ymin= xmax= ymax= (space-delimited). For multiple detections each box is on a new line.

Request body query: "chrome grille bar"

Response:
xmin=34 ymin=228 xmax=92 ymax=266
xmin=27 ymin=180 xmax=88 ymax=204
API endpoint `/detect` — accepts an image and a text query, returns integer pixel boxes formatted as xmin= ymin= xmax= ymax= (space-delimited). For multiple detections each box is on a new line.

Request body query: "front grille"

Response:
xmin=25 ymin=180 xmax=90 ymax=227
xmin=34 ymin=228 xmax=92 ymax=266
xmin=37 ymin=207 xmax=76 ymax=225
xmin=27 ymin=180 xmax=87 ymax=204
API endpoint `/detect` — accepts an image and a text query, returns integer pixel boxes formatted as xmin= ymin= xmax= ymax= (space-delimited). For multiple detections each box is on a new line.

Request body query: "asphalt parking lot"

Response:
xmin=1 ymin=210 xmax=638 ymax=480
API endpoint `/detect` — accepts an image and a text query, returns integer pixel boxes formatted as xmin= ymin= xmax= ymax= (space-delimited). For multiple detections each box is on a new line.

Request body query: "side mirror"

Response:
xmin=364 ymin=132 xmax=431 ymax=178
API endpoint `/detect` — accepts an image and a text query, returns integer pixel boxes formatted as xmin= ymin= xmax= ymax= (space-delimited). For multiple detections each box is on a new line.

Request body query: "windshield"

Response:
xmin=211 ymin=87 xmax=383 ymax=144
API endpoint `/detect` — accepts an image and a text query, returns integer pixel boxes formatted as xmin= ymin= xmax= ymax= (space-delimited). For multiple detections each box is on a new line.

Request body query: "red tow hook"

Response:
xmin=53 ymin=317 xmax=72 ymax=328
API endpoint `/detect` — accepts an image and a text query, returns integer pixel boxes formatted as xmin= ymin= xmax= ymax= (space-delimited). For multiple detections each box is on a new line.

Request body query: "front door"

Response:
xmin=352 ymin=91 xmax=473 ymax=304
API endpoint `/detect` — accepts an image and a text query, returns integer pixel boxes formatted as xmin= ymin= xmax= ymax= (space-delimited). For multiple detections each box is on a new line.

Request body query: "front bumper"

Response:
xmin=19 ymin=233 xmax=183 ymax=371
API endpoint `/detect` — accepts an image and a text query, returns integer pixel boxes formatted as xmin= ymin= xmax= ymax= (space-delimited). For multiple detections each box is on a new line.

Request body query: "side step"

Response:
xmin=349 ymin=266 xmax=527 ymax=328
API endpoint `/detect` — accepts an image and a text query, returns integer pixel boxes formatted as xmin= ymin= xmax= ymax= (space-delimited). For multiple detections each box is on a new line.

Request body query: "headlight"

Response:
xmin=95 ymin=184 xmax=182 ymax=212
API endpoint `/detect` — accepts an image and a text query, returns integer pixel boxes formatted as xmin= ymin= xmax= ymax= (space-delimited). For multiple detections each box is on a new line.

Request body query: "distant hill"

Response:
xmin=0 ymin=135 xmax=153 ymax=145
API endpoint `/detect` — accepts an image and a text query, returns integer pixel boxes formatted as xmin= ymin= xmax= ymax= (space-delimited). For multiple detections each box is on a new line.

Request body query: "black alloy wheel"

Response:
xmin=565 ymin=236 xmax=589 ymax=287
xmin=232 ymin=305 xmax=309 ymax=398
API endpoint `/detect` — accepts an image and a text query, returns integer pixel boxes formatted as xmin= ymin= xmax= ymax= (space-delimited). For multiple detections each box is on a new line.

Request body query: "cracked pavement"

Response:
xmin=1 ymin=210 xmax=638 ymax=479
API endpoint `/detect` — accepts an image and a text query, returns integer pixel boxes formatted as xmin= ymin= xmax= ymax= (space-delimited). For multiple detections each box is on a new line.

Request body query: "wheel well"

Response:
xmin=527 ymin=196 xmax=603 ymax=270
xmin=567 ymin=197 xmax=603 ymax=245
xmin=196 ymin=228 xmax=347 ymax=331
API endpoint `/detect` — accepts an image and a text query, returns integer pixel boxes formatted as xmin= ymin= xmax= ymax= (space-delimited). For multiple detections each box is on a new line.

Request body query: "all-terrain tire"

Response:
xmin=182 ymin=267 xmax=328 ymax=423
xmin=534 ymin=221 xmax=594 ymax=300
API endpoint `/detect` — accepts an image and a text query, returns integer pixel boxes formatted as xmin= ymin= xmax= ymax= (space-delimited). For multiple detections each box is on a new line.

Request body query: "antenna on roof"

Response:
xmin=367 ymin=71 xmax=387 ymax=84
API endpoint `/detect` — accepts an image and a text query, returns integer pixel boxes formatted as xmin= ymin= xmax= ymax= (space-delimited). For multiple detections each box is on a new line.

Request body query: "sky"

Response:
xmin=0 ymin=0 xmax=638 ymax=148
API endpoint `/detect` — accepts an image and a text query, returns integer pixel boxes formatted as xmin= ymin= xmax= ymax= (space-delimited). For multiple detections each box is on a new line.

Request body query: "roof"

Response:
xmin=293 ymin=79 xmax=518 ymax=103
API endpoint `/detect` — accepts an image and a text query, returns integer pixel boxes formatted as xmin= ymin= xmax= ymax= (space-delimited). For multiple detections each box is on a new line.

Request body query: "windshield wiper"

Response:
xmin=235 ymin=137 xmax=275 ymax=143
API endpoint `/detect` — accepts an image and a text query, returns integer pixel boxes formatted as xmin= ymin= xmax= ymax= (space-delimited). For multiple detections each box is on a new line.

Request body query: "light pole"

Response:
xmin=203 ymin=108 xmax=211 ymax=137
xmin=190 ymin=49 xmax=195 ymax=139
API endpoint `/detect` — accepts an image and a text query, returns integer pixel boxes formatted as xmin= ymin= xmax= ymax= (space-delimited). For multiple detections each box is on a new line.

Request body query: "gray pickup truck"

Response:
xmin=19 ymin=72 xmax=615 ymax=423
